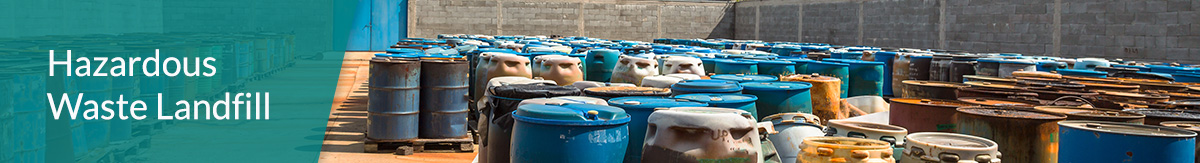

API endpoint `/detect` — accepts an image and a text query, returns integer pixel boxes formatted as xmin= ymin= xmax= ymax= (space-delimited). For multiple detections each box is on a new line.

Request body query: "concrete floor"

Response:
xmin=318 ymin=52 xmax=478 ymax=163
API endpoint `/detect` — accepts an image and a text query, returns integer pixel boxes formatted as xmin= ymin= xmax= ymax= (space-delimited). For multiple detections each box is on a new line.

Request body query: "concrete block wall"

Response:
xmin=408 ymin=0 xmax=732 ymax=41
xmin=736 ymin=0 xmax=1200 ymax=63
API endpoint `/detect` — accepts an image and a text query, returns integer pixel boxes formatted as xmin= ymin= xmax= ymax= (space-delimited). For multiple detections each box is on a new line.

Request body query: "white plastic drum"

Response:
xmin=827 ymin=120 xmax=909 ymax=160
xmin=532 ymin=54 xmax=568 ymax=77
xmin=762 ymin=113 xmax=826 ymax=163
xmin=643 ymin=107 xmax=762 ymax=163
xmin=540 ymin=57 xmax=583 ymax=85
xmin=612 ymin=56 xmax=660 ymax=85
xmin=799 ymin=137 xmax=896 ymax=163
xmin=662 ymin=56 xmax=706 ymax=77
xmin=485 ymin=53 xmax=533 ymax=80
xmin=640 ymin=73 xmax=703 ymax=89
xmin=901 ymin=132 xmax=1001 ymax=163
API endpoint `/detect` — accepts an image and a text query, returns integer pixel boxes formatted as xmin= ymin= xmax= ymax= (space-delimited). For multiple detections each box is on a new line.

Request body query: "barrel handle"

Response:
xmin=1050 ymin=96 xmax=1095 ymax=107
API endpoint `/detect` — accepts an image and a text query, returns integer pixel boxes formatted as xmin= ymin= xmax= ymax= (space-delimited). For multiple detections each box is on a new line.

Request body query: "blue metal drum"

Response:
xmin=367 ymin=57 xmax=421 ymax=140
xmin=1036 ymin=60 xmax=1068 ymax=72
xmin=669 ymin=79 xmax=743 ymax=95
xmin=1056 ymin=69 xmax=1109 ymax=78
xmin=510 ymin=103 xmax=630 ymax=163
xmin=419 ymin=58 xmax=470 ymax=138
xmin=585 ymin=49 xmax=621 ymax=82
xmin=77 ymin=74 xmax=113 ymax=150
xmin=6 ymin=63 xmax=46 ymax=163
xmin=803 ymin=61 xmax=850 ymax=98
xmin=873 ymin=51 xmax=897 ymax=96
xmin=843 ymin=60 xmax=885 ymax=97
xmin=741 ymin=82 xmax=813 ymax=119
xmin=710 ymin=74 xmax=778 ymax=83
xmin=756 ymin=60 xmax=796 ymax=76
xmin=674 ymin=93 xmax=759 ymax=118
xmin=608 ymin=97 xmax=708 ymax=163
xmin=1059 ymin=120 xmax=1197 ymax=163
xmin=714 ymin=59 xmax=759 ymax=75
xmin=975 ymin=58 xmax=1002 ymax=77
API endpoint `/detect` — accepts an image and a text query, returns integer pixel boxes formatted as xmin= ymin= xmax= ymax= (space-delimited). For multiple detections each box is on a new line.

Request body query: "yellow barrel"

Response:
xmin=783 ymin=74 xmax=843 ymax=124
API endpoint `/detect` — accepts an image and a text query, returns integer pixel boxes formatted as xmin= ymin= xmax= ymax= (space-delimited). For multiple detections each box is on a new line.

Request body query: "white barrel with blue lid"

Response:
xmin=510 ymin=103 xmax=631 ymax=163
xmin=608 ymin=97 xmax=708 ymax=163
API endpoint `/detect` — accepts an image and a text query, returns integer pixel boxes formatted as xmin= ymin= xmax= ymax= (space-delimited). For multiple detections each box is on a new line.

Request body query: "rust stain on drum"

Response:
xmin=955 ymin=106 xmax=1066 ymax=163
xmin=901 ymin=80 xmax=967 ymax=100
xmin=783 ymin=74 xmax=842 ymax=124
xmin=889 ymin=98 xmax=973 ymax=132
xmin=957 ymin=97 xmax=1037 ymax=107
xmin=956 ymin=87 xmax=1038 ymax=99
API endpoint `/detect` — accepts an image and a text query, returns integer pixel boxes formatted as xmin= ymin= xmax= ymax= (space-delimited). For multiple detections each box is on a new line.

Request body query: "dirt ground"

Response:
xmin=319 ymin=52 xmax=478 ymax=163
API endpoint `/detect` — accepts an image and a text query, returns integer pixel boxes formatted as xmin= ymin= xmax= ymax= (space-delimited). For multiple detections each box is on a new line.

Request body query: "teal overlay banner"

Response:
xmin=2 ymin=0 xmax=352 ymax=162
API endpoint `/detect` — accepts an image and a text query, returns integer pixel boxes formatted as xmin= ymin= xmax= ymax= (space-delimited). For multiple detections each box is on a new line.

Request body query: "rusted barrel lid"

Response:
xmin=802 ymin=137 xmax=891 ymax=150
xmin=903 ymin=132 xmax=1000 ymax=163
xmin=963 ymin=75 xmax=1017 ymax=84
xmin=957 ymin=87 xmax=1039 ymax=97
xmin=1059 ymin=120 xmax=1196 ymax=138
xmin=1188 ymin=86 xmax=1200 ymax=93
xmin=1097 ymin=91 xmax=1170 ymax=100
xmin=964 ymin=81 xmax=1022 ymax=90
xmin=1015 ymin=77 xmax=1063 ymax=84
xmin=1160 ymin=121 xmax=1200 ymax=132
xmin=828 ymin=120 xmax=909 ymax=135
xmin=1062 ymin=75 xmax=1122 ymax=83
xmin=956 ymin=106 xmax=1067 ymax=120
xmin=903 ymin=80 xmax=968 ymax=88
xmin=957 ymin=97 xmax=1037 ymax=107
xmin=1165 ymin=99 xmax=1200 ymax=108
xmin=1073 ymin=81 xmax=1139 ymax=90
xmin=1012 ymin=71 xmax=1062 ymax=79
xmin=891 ymin=98 xmax=974 ymax=108
xmin=583 ymin=86 xmax=672 ymax=98
xmin=1068 ymin=110 xmax=1146 ymax=120
xmin=1033 ymin=106 xmax=1122 ymax=114
xmin=1126 ymin=81 xmax=1189 ymax=92
xmin=1024 ymin=88 xmax=1099 ymax=97
xmin=1126 ymin=109 xmax=1200 ymax=121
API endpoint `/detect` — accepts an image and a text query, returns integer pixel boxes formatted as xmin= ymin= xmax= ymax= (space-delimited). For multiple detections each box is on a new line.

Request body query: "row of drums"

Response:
xmin=366 ymin=52 xmax=471 ymax=140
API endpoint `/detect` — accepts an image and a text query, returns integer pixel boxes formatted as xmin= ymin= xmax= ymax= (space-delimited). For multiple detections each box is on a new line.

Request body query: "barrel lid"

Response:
xmin=802 ymin=137 xmax=892 ymax=150
xmin=782 ymin=74 xmax=841 ymax=82
xmin=715 ymin=59 xmax=758 ymax=65
xmin=828 ymin=120 xmax=908 ymax=134
xmin=1097 ymin=90 xmax=1169 ymax=99
xmin=1059 ymin=120 xmax=1196 ymax=138
xmin=905 ymin=132 xmax=997 ymax=150
xmin=840 ymin=60 xmax=885 ymax=65
xmin=957 ymin=97 xmax=1036 ymax=107
xmin=1055 ymin=69 xmax=1108 ymax=76
xmin=1068 ymin=110 xmax=1146 ymax=119
xmin=607 ymin=97 xmax=707 ymax=110
xmin=741 ymin=81 xmax=813 ymax=91
xmin=964 ymin=81 xmax=1022 ymax=90
xmin=1165 ymin=99 xmax=1200 ymax=107
xmin=710 ymin=74 xmax=779 ymax=82
xmin=998 ymin=59 xmax=1036 ymax=64
xmin=1128 ymin=109 xmax=1200 ymax=120
xmin=386 ymin=48 xmax=424 ymax=54
xmin=755 ymin=60 xmax=794 ymax=65
xmin=781 ymin=58 xmax=816 ymax=63
xmin=911 ymin=55 xmax=933 ymax=59
xmin=891 ymin=98 xmax=973 ymax=108
xmin=956 ymin=107 xmax=1067 ymax=120
xmin=674 ymin=93 xmax=758 ymax=104
xmin=809 ymin=60 xmax=850 ymax=66
xmin=1033 ymin=106 xmax=1122 ymax=114
xmin=513 ymin=103 xmax=631 ymax=126
xmin=1073 ymin=81 xmax=1139 ymax=89
xmin=762 ymin=113 xmax=822 ymax=126
xmin=903 ymin=80 xmax=968 ymax=88
xmin=671 ymin=79 xmax=743 ymax=92
xmin=963 ymin=75 xmax=1017 ymax=83
xmin=583 ymin=86 xmax=672 ymax=97
xmin=1160 ymin=121 xmax=1200 ymax=132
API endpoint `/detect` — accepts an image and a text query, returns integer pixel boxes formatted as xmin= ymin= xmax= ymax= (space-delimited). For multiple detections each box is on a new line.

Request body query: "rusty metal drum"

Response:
xmin=783 ymin=74 xmax=843 ymax=124
xmin=1072 ymin=81 xmax=1139 ymax=92
xmin=419 ymin=59 xmax=471 ymax=139
xmin=901 ymin=80 xmax=967 ymax=100
xmin=1033 ymin=106 xmax=1145 ymax=124
xmin=1160 ymin=121 xmax=1200 ymax=163
xmin=908 ymin=55 xmax=933 ymax=81
xmin=642 ymin=107 xmax=762 ymax=163
xmin=1059 ymin=120 xmax=1197 ymax=163
xmin=962 ymin=75 xmax=1017 ymax=85
xmin=1096 ymin=90 xmax=1170 ymax=104
xmin=892 ymin=54 xmax=913 ymax=97
xmin=957 ymin=97 xmax=1037 ymax=108
xmin=889 ymin=99 xmax=975 ymax=132
xmin=955 ymin=106 xmax=1066 ymax=163
xmin=928 ymin=56 xmax=953 ymax=82
xmin=798 ymin=137 xmax=896 ymax=163
xmin=826 ymin=120 xmax=909 ymax=160
xmin=1126 ymin=109 xmax=1200 ymax=125
xmin=901 ymin=132 xmax=1001 ymax=163
xmin=956 ymin=87 xmax=1038 ymax=99
xmin=367 ymin=57 xmax=421 ymax=140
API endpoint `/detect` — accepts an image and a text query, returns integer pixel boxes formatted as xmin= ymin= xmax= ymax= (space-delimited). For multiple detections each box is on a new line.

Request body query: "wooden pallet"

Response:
xmin=363 ymin=136 xmax=475 ymax=155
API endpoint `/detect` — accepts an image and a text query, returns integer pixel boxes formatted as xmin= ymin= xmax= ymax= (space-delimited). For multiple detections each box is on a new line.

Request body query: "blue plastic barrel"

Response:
xmin=608 ymin=97 xmax=707 ymax=163
xmin=873 ymin=52 xmax=897 ymax=96
xmin=710 ymin=74 xmax=779 ymax=83
xmin=783 ymin=58 xmax=816 ymax=74
xmin=1149 ymin=65 xmax=1197 ymax=74
xmin=367 ymin=57 xmax=421 ymax=140
xmin=670 ymin=79 xmax=743 ymax=95
xmin=1059 ymin=121 xmax=1196 ymax=163
xmin=804 ymin=61 xmax=850 ymax=98
xmin=835 ymin=51 xmax=865 ymax=60
xmin=585 ymin=49 xmax=621 ymax=82
xmin=757 ymin=60 xmax=796 ymax=76
xmin=510 ymin=103 xmax=630 ymax=163
xmin=771 ymin=46 xmax=802 ymax=56
xmin=1114 ymin=64 xmax=1150 ymax=72
xmin=741 ymin=82 xmax=813 ymax=119
xmin=1175 ymin=73 xmax=1200 ymax=83
xmin=419 ymin=59 xmax=470 ymax=138
xmin=1073 ymin=58 xmax=1110 ymax=70
xmin=699 ymin=58 xmax=717 ymax=74
xmin=714 ymin=59 xmax=759 ymax=75
xmin=844 ymin=60 xmax=886 ymax=96
xmin=674 ymin=94 xmax=760 ymax=118
xmin=1055 ymin=69 xmax=1108 ymax=78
